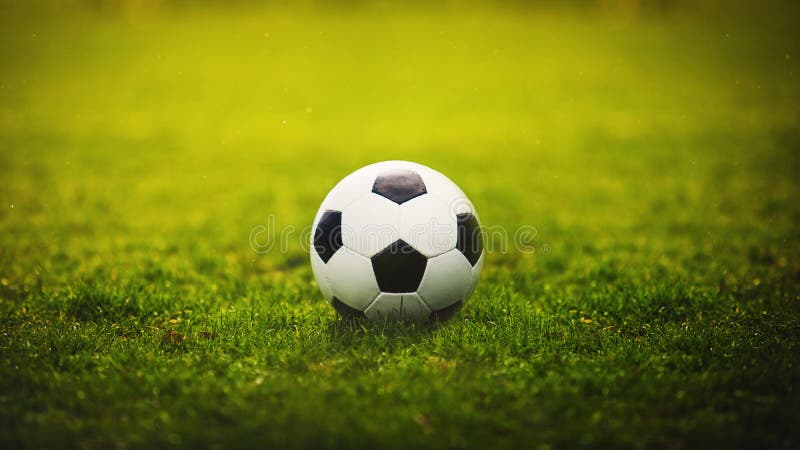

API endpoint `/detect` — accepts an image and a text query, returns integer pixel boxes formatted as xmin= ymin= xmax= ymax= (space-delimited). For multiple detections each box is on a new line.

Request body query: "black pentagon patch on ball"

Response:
xmin=371 ymin=240 xmax=428 ymax=293
xmin=456 ymin=213 xmax=482 ymax=266
xmin=313 ymin=210 xmax=343 ymax=263
xmin=332 ymin=297 xmax=366 ymax=320
xmin=372 ymin=169 xmax=427 ymax=204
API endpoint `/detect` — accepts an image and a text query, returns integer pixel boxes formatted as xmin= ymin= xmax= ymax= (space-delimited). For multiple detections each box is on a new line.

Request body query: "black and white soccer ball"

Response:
xmin=310 ymin=161 xmax=483 ymax=322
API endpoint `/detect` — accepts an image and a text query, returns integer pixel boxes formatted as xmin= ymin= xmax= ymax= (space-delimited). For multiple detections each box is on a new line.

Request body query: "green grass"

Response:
xmin=2 ymin=2 xmax=800 ymax=448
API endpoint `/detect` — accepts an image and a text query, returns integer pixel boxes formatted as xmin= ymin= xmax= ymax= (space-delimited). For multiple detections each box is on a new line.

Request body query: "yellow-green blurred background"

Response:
xmin=2 ymin=0 xmax=797 ymax=278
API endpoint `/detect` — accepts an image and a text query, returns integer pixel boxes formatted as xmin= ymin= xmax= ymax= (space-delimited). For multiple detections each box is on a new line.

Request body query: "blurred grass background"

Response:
xmin=1 ymin=1 xmax=799 ymax=448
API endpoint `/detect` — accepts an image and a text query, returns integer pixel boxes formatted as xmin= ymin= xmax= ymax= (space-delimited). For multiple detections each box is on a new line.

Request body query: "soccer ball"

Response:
xmin=310 ymin=160 xmax=483 ymax=322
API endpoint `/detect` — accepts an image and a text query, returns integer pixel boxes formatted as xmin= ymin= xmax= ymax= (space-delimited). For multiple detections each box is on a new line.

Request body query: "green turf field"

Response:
xmin=1 ymin=2 xmax=799 ymax=448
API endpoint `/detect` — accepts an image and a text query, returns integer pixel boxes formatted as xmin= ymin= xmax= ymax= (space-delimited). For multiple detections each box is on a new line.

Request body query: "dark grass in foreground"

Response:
xmin=1 ymin=2 xmax=800 ymax=449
